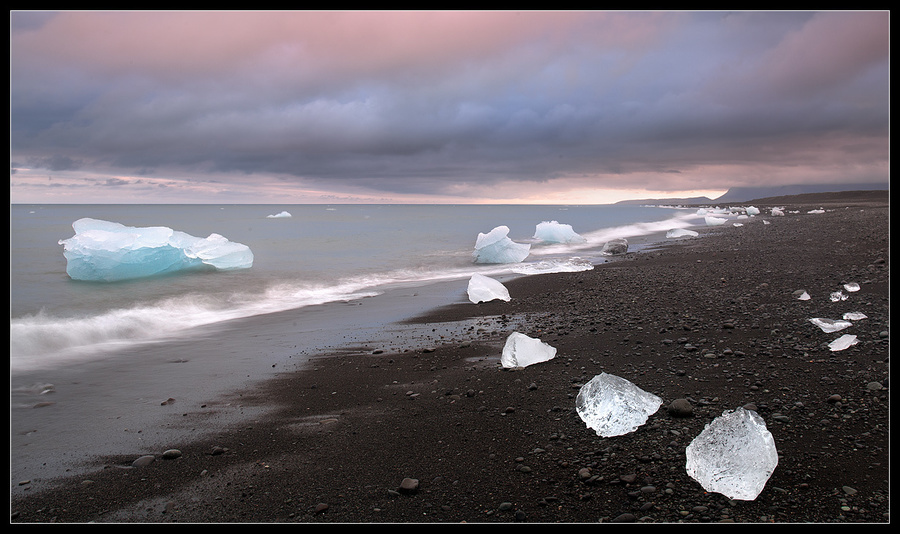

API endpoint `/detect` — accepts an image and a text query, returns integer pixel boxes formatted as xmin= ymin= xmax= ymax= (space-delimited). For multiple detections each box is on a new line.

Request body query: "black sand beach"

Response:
xmin=10 ymin=191 xmax=889 ymax=523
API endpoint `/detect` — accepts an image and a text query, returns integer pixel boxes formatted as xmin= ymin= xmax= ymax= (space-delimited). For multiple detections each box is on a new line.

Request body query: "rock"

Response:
xmin=132 ymin=455 xmax=155 ymax=467
xmin=399 ymin=477 xmax=419 ymax=495
xmin=162 ymin=449 xmax=182 ymax=460
xmin=667 ymin=398 xmax=694 ymax=417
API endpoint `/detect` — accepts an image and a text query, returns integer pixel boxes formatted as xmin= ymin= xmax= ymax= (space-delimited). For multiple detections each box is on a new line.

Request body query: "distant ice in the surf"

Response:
xmin=685 ymin=407 xmax=778 ymax=501
xmin=473 ymin=226 xmax=530 ymax=264
xmin=501 ymin=332 xmax=556 ymax=368
xmin=829 ymin=334 xmax=858 ymax=351
xmin=666 ymin=228 xmax=699 ymax=238
xmin=770 ymin=207 xmax=785 ymax=216
xmin=809 ymin=317 xmax=852 ymax=333
xmin=533 ymin=220 xmax=586 ymax=244
xmin=467 ymin=273 xmax=511 ymax=304
xmin=511 ymin=257 xmax=594 ymax=275
xmin=575 ymin=373 xmax=662 ymax=437
xmin=601 ymin=237 xmax=628 ymax=255
xmin=705 ymin=215 xmax=728 ymax=226
xmin=745 ymin=206 xmax=760 ymax=216
xmin=266 ymin=211 xmax=292 ymax=218
xmin=808 ymin=209 xmax=826 ymax=214
xmin=58 ymin=218 xmax=253 ymax=282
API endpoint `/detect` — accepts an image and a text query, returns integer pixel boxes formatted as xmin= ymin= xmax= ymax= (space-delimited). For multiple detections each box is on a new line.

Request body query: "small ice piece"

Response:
xmin=808 ymin=209 xmax=825 ymax=214
xmin=266 ymin=211 xmax=292 ymax=218
xmin=705 ymin=216 xmax=728 ymax=226
xmin=843 ymin=312 xmax=868 ymax=321
xmin=830 ymin=291 xmax=848 ymax=302
xmin=501 ymin=332 xmax=557 ymax=368
xmin=745 ymin=206 xmax=760 ymax=216
xmin=733 ymin=223 xmax=744 ymax=227
xmin=575 ymin=373 xmax=662 ymax=437
xmin=666 ymin=228 xmax=699 ymax=238
xmin=58 ymin=218 xmax=253 ymax=282
xmin=685 ymin=407 xmax=778 ymax=501
xmin=793 ymin=290 xmax=811 ymax=300
xmin=843 ymin=282 xmax=860 ymax=292
xmin=809 ymin=318 xmax=852 ymax=333
xmin=467 ymin=273 xmax=511 ymax=304
xmin=473 ymin=226 xmax=531 ymax=264
xmin=601 ymin=238 xmax=628 ymax=255
xmin=770 ymin=207 xmax=784 ymax=216
xmin=829 ymin=334 xmax=858 ymax=351
xmin=533 ymin=221 xmax=586 ymax=244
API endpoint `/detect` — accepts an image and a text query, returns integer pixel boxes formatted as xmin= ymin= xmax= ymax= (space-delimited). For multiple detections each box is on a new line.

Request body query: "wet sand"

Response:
xmin=10 ymin=191 xmax=890 ymax=523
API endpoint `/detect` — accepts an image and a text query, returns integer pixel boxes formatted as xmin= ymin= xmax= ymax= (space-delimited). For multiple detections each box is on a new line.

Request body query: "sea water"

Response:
xmin=11 ymin=203 xmax=703 ymax=374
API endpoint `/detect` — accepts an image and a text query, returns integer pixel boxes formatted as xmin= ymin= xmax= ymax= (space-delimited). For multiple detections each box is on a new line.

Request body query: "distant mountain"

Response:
xmin=616 ymin=183 xmax=888 ymax=205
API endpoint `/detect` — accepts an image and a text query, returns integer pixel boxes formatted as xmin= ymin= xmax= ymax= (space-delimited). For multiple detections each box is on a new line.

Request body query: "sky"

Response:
xmin=10 ymin=10 xmax=890 ymax=204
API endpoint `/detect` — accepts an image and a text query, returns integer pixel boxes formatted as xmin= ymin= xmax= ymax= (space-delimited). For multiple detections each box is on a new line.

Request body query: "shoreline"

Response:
xmin=11 ymin=192 xmax=890 ymax=523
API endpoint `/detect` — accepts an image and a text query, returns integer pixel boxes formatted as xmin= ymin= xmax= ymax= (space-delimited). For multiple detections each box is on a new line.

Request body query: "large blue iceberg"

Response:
xmin=473 ymin=226 xmax=530 ymax=264
xmin=58 ymin=218 xmax=254 ymax=282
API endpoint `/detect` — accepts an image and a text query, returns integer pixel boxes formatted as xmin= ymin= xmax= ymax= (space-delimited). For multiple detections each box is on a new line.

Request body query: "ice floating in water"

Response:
xmin=575 ymin=373 xmax=662 ymax=437
xmin=533 ymin=220 xmax=586 ymax=244
xmin=266 ymin=211 xmax=292 ymax=218
xmin=467 ymin=273 xmax=511 ymax=304
xmin=58 ymin=218 xmax=254 ymax=282
xmin=843 ymin=282 xmax=860 ymax=292
xmin=501 ymin=332 xmax=556 ymax=368
xmin=843 ymin=312 xmax=867 ymax=321
xmin=830 ymin=291 xmax=848 ymax=302
xmin=601 ymin=238 xmax=628 ymax=255
xmin=685 ymin=407 xmax=778 ymax=501
xmin=705 ymin=216 xmax=728 ymax=226
xmin=829 ymin=334 xmax=858 ymax=351
xmin=809 ymin=318 xmax=852 ymax=333
xmin=793 ymin=290 xmax=811 ymax=300
xmin=666 ymin=228 xmax=699 ymax=239
xmin=473 ymin=226 xmax=531 ymax=264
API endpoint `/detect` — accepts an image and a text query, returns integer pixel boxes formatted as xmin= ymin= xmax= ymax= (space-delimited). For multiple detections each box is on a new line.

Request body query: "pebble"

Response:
xmin=399 ymin=477 xmax=419 ymax=494
xmin=667 ymin=398 xmax=693 ymax=417
xmin=132 ymin=455 xmax=155 ymax=467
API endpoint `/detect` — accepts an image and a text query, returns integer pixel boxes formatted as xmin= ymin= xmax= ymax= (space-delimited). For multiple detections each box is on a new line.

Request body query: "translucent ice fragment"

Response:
xmin=843 ymin=283 xmax=860 ymax=292
xmin=685 ymin=407 xmax=778 ymax=501
xmin=745 ymin=206 xmax=760 ymax=216
xmin=793 ymin=290 xmax=811 ymax=301
xmin=533 ymin=221 xmax=586 ymax=244
xmin=501 ymin=332 xmax=556 ymax=368
xmin=843 ymin=312 xmax=867 ymax=321
xmin=467 ymin=273 xmax=511 ymax=304
xmin=830 ymin=291 xmax=848 ymax=302
xmin=809 ymin=318 xmax=852 ymax=333
xmin=266 ymin=211 xmax=292 ymax=218
xmin=575 ymin=373 xmax=662 ymax=437
xmin=473 ymin=226 xmax=531 ymax=264
xmin=705 ymin=216 xmax=728 ymax=226
xmin=666 ymin=228 xmax=699 ymax=239
xmin=58 ymin=218 xmax=253 ymax=282
xmin=829 ymin=334 xmax=858 ymax=352
xmin=601 ymin=238 xmax=628 ymax=255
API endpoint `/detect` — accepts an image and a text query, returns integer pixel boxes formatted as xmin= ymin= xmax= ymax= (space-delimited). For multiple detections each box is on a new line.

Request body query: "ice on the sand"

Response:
xmin=473 ymin=226 xmax=531 ymax=264
xmin=601 ymin=238 xmax=628 ymax=255
xmin=705 ymin=216 xmax=728 ymax=226
xmin=501 ymin=332 xmax=556 ymax=368
xmin=843 ymin=312 xmax=867 ymax=321
xmin=59 ymin=218 xmax=254 ymax=282
xmin=666 ymin=228 xmax=699 ymax=239
xmin=809 ymin=318 xmax=852 ymax=333
xmin=533 ymin=221 xmax=586 ymax=244
xmin=745 ymin=206 xmax=760 ymax=216
xmin=575 ymin=373 xmax=662 ymax=437
xmin=685 ymin=407 xmax=778 ymax=501
xmin=843 ymin=282 xmax=860 ymax=292
xmin=830 ymin=291 xmax=848 ymax=302
xmin=829 ymin=334 xmax=858 ymax=352
xmin=467 ymin=273 xmax=511 ymax=304
xmin=770 ymin=207 xmax=785 ymax=216
xmin=793 ymin=290 xmax=811 ymax=300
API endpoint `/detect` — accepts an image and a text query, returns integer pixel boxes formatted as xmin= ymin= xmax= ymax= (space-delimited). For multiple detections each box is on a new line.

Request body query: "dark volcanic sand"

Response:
xmin=11 ymin=192 xmax=890 ymax=523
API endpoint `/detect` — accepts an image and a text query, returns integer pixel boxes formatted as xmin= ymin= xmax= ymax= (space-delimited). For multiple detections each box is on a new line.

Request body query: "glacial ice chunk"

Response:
xmin=501 ymin=332 xmax=556 ymax=368
xmin=705 ymin=216 xmax=728 ymax=226
xmin=770 ymin=207 xmax=784 ymax=216
xmin=830 ymin=291 xmax=848 ymax=302
xmin=601 ymin=238 xmax=628 ymax=255
xmin=59 ymin=218 xmax=254 ymax=282
xmin=843 ymin=312 xmax=867 ymax=321
xmin=793 ymin=290 xmax=811 ymax=300
xmin=809 ymin=318 xmax=852 ymax=333
xmin=843 ymin=282 xmax=860 ymax=292
xmin=745 ymin=206 xmax=760 ymax=216
xmin=575 ymin=373 xmax=662 ymax=437
xmin=829 ymin=334 xmax=858 ymax=352
xmin=666 ymin=228 xmax=699 ymax=239
xmin=266 ymin=211 xmax=292 ymax=218
xmin=533 ymin=221 xmax=586 ymax=244
xmin=685 ymin=407 xmax=778 ymax=501
xmin=473 ymin=226 xmax=531 ymax=264
xmin=467 ymin=273 xmax=511 ymax=304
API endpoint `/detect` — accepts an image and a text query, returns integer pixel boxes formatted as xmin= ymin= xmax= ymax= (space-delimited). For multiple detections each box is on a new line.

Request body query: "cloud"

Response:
xmin=10 ymin=10 xmax=889 ymax=203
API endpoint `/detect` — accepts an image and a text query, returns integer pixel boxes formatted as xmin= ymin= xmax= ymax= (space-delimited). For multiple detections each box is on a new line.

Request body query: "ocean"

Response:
xmin=11 ymin=202 xmax=713 ymax=488
xmin=11 ymin=203 xmax=704 ymax=374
